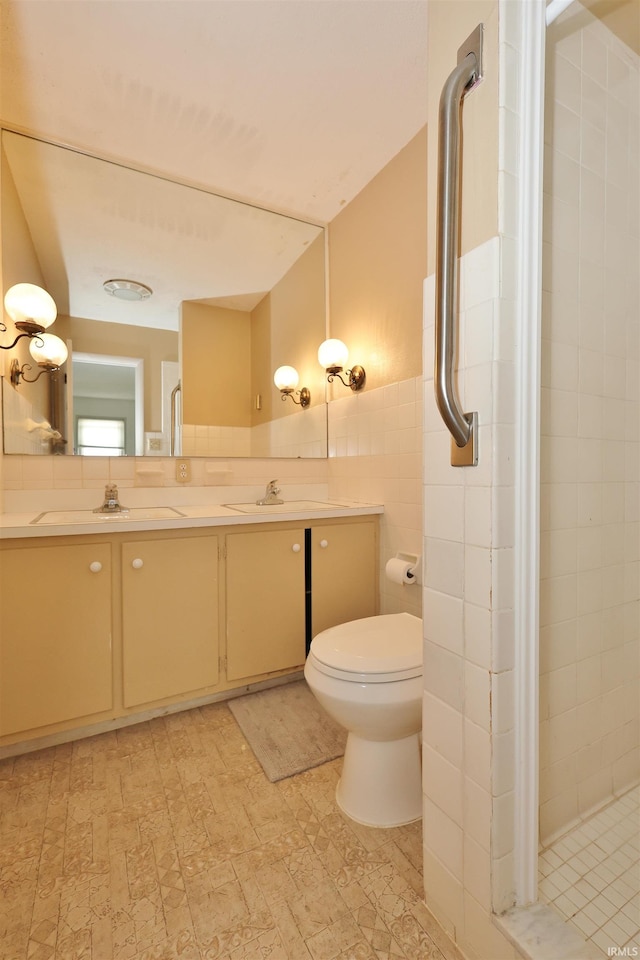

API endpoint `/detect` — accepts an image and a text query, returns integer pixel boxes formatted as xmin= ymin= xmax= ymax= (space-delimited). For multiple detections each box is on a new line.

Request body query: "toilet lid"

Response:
xmin=310 ymin=612 xmax=422 ymax=679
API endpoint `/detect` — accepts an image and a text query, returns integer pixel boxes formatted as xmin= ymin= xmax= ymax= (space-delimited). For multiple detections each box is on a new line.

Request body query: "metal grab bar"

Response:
xmin=170 ymin=380 xmax=181 ymax=455
xmin=434 ymin=24 xmax=483 ymax=467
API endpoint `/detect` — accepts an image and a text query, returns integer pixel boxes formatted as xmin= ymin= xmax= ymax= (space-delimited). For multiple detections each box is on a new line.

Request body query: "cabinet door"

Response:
xmin=0 ymin=542 xmax=113 ymax=735
xmin=226 ymin=528 xmax=305 ymax=681
xmin=122 ymin=536 xmax=219 ymax=707
xmin=311 ymin=521 xmax=377 ymax=638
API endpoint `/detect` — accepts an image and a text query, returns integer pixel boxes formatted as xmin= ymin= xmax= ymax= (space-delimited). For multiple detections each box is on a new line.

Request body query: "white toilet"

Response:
xmin=304 ymin=611 xmax=423 ymax=828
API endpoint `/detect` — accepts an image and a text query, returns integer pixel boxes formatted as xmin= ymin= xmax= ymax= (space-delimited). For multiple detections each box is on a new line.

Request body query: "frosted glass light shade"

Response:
xmin=29 ymin=333 xmax=68 ymax=368
xmin=4 ymin=283 xmax=57 ymax=329
xmin=274 ymin=365 xmax=299 ymax=391
xmin=318 ymin=338 xmax=348 ymax=369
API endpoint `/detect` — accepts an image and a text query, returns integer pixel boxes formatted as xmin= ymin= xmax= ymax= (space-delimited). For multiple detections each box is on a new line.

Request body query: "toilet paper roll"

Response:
xmin=385 ymin=557 xmax=416 ymax=585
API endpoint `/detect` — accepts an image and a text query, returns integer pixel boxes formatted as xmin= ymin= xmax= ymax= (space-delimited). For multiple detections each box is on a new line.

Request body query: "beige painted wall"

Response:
xmin=182 ymin=234 xmax=325 ymax=434
xmin=181 ymin=302 xmax=251 ymax=428
xmin=1 ymin=149 xmax=50 ymax=417
xmin=251 ymin=232 xmax=326 ymax=426
xmin=328 ymin=128 xmax=427 ymax=389
xmin=325 ymin=131 xmax=426 ymax=619
xmin=250 ymin=294 xmax=273 ymax=423
xmin=426 ymin=1 xmax=499 ymax=276
xmin=584 ymin=0 xmax=640 ymax=54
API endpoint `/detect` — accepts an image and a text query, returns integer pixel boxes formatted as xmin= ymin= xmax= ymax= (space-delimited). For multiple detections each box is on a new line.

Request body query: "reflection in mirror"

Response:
xmin=1 ymin=130 xmax=328 ymax=457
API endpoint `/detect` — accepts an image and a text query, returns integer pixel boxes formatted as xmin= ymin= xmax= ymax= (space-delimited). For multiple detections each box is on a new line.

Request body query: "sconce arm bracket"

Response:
xmin=281 ymin=387 xmax=311 ymax=408
xmin=327 ymin=365 xmax=366 ymax=392
xmin=1 ymin=331 xmax=37 ymax=352
xmin=10 ymin=360 xmax=49 ymax=385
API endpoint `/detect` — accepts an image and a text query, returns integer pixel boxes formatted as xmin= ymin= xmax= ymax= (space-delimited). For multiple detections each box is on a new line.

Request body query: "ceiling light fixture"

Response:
xmin=103 ymin=279 xmax=153 ymax=301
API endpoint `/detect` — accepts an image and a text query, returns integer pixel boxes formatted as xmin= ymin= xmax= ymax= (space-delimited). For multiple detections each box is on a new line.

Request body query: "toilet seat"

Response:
xmin=309 ymin=612 xmax=422 ymax=683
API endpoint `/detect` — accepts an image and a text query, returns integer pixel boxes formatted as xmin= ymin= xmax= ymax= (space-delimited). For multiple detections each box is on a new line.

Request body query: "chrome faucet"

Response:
xmin=256 ymin=480 xmax=284 ymax=506
xmin=93 ymin=482 xmax=129 ymax=514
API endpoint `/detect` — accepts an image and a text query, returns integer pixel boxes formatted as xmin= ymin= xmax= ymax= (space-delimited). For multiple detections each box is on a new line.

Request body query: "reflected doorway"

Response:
xmin=70 ymin=353 xmax=144 ymax=456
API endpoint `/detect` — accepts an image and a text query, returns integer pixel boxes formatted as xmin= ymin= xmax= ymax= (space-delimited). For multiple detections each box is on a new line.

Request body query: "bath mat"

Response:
xmin=228 ymin=679 xmax=346 ymax=782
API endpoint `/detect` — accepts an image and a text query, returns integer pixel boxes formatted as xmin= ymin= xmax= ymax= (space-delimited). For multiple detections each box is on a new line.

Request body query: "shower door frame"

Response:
xmin=510 ymin=0 xmax=546 ymax=907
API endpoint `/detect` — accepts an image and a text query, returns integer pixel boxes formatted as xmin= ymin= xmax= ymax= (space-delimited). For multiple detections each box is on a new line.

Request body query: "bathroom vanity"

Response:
xmin=0 ymin=502 xmax=380 ymax=754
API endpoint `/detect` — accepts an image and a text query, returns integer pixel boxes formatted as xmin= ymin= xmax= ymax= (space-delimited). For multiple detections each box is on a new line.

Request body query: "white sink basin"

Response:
xmin=222 ymin=500 xmax=344 ymax=514
xmin=32 ymin=506 xmax=186 ymax=524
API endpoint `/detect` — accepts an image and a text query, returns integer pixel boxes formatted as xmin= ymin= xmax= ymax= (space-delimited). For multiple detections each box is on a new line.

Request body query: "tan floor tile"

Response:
xmin=249 ymin=859 xmax=297 ymax=909
xmin=227 ymin=925 xmax=289 ymax=959
xmin=28 ymin=917 xmax=57 ymax=948
xmin=306 ymin=923 xmax=343 ymax=960
xmin=284 ymin=845 xmax=330 ymax=887
xmin=0 ymin=701 xmax=463 ymax=960
xmin=287 ymin=875 xmax=351 ymax=940
xmin=409 ymin=900 xmax=467 ymax=960
xmin=270 ymin=899 xmax=314 ymax=960
xmin=90 ymin=915 xmax=113 ymax=960
xmin=55 ymin=925 xmax=91 ymax=960
xmin=335 ymin=940 xmax=379 ymax=959
xmin=138 ymin=928 xmax=200 ymax=960
xmin=26 ymin=941 xmax=55 ymax=960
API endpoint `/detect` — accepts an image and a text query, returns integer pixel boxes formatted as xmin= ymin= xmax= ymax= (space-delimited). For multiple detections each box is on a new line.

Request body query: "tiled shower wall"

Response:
xmin=539 ymin=9 xmax=640 ymax=843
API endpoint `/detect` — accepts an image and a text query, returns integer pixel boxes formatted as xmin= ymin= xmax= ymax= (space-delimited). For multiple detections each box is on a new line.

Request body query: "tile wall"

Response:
xmin=422 ymin=234 xmax=519 ymax=959
xmin=326 ymin=376 xmax=423 ymax=618
xmin=182 ymin=403 xmax=328 ymax=460
xmin=417 ymin=5 xmax=526 ymax=954
xmin=540 ymin=7 xmax=640 ymax=844
xmin=0 ymin=453 xmax=329 ymax=513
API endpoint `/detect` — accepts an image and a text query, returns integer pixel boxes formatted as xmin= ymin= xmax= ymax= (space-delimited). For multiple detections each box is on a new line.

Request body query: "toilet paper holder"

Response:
xmin=387 ymin=552 xmax=422 ymax=585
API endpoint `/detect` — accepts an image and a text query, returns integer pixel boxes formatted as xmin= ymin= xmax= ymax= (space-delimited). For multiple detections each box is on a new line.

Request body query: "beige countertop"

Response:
xmin=0 ymin=499 xmax=383 ymax=540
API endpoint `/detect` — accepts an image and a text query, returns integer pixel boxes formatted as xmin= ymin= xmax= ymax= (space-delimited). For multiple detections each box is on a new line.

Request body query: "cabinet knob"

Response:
xmin=292 ymin=543 xmax=301 ymax=553
xmin=132 ymin=558 xmax=144 ymax=569
xmin=319 ymin=539 xmax=329 ymax=548
xmin=89 ymin=561 xmax=102 ymax=573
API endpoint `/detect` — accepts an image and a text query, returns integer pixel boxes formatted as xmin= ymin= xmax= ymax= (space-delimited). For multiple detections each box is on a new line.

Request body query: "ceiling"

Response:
xmin=0 ymin=0 xmax=636 ymax=333
xmin=0 ymin=0 xmax=637 ymax=227
xmin=2 ymin=130 xmax=324 ymax=329
xmin=0 ymin=0 xmax=429 ymax=224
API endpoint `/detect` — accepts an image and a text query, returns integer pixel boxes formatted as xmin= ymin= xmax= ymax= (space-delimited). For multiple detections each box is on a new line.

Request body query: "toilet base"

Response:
xmin=336 ymin=732 xmax=422 ymax=827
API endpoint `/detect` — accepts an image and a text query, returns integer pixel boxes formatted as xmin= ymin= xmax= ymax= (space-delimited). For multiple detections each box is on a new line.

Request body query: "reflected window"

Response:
xmin=76 ymin=417 xmax=125 ymax=456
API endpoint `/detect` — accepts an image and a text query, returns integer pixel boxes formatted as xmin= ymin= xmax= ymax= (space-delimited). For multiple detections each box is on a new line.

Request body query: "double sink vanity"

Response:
xmin=0 ymin=495 xmax=381 ymax=756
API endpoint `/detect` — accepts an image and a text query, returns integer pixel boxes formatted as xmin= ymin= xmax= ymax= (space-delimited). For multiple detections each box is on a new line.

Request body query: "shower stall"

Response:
xmin=421 ymin=3 xmax=636 ymax=955
xmin=537 ymin=1 xmax=639 ymax=954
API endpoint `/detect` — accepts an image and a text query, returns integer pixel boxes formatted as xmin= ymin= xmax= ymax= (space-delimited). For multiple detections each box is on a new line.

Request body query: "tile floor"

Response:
xmin=0 ymin=701 xmax=464 ymax=960
xmin=538 ymin=784 xmax=640 ymax=958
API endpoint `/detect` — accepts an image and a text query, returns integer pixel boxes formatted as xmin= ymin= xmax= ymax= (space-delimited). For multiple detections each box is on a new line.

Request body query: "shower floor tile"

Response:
xmin=539 ymin=784 xmax=640 ymax=958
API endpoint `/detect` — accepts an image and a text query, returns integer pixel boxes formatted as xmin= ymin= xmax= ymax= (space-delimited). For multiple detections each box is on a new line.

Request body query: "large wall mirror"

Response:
xmin=1 ymin=130 xmax=328 ymax=458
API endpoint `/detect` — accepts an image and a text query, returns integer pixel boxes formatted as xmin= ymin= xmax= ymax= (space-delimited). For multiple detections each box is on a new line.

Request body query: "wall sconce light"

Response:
xmin=1 ymin=283 xmax=58 ymax=350
xmin=10 ymin=333 xmax=68 ymax=385
xmin=318 ymin=338 xmax=366 ymax=391
xmin=274 ymin=365 xmax=310 ymax=407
